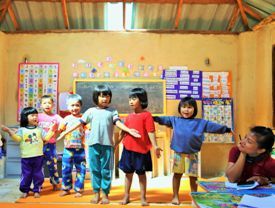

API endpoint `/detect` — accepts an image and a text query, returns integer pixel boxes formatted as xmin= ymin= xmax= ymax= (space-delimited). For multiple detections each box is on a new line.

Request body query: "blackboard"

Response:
xmin=73 ymin=79 xmax=166 ymax=115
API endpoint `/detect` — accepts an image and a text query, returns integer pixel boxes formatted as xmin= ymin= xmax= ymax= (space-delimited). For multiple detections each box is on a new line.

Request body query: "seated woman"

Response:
xmin=226 ymin=126 xmax=275 ymax=185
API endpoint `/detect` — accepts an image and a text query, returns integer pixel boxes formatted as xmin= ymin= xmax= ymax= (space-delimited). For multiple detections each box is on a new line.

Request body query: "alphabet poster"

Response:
xmin=202 ymin=98 xmax=234 ymax=143
xmin=17 ymin=63 xmax=59 ymax=120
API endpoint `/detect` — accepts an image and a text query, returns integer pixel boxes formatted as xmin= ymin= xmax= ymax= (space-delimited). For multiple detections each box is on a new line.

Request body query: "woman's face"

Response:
xmin=238 ymin=131 xmax=265 ymax=156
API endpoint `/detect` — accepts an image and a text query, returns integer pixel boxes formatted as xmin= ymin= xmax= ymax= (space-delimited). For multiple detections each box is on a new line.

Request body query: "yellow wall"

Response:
xmin=4 ymin=32 xmax=238 ymax=125
xmin=1 ymin=24 xmax=274 ymax=177
xmin=236 ymin=24 xmax=275 ymax=136
xmin=0 ymin=32 xmax=7 ymax=125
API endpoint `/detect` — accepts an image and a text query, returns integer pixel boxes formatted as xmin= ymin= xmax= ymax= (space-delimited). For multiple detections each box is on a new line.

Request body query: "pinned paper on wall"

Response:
xmin=202 ymin=98 xmax=234 ymax=143
xmin=162 ymin=66 xmax=202 ymax=100
xmin=202 ymin=72 xmax=232 ymax=98
xmin=17 ymin=63 xmax=59 ymax=120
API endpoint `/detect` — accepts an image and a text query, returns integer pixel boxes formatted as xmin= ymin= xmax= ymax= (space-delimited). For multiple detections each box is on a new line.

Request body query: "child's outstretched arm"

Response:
xmin=1 ymin=125 xmax=21 ymax=142
xmin=153 ymin=116 xmax=173 ymax=127
xmin=43 ymin=122 xmax=59 ymax=142
xmin=148 ymin=132 xmax=162 ymax=158
xmin=56 ymin=120 xmax=82 ymax=141
xmin=115 ymin=120 xmax=141 ymax=138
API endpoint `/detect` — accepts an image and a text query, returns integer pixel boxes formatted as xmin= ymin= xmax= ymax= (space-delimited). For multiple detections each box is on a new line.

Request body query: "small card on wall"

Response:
xmin=17 ymin=63 xmax=59 ymax=120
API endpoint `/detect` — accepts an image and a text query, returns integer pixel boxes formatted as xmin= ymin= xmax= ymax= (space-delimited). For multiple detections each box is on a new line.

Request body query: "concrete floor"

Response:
xmin=0 ymin=178 xmax=21 ymax=202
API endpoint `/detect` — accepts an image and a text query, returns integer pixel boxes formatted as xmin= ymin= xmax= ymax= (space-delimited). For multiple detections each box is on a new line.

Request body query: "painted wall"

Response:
xmin=4 ymin=32 xmax=238 ymax=125
xmin=0 ymin=32 xmax=7 ymax=125
xmin=236 ymin=24 xmax=275 ymax=137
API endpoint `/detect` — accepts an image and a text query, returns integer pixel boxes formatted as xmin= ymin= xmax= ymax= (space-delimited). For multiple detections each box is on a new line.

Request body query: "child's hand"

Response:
xmin=56 ymin=132 xmax=66 ymax=142
xmin=155 ymin=147 xmax=163 ymax=158
xmin=1 ymin=125 xmax=15 ymax=135
xmin=128 ymin=129 xmax=141 ymax=138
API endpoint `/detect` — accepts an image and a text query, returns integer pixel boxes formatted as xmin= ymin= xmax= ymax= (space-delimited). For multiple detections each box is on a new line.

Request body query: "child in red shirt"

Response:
xmin=117 ymin=88 xmax=162 ymax=206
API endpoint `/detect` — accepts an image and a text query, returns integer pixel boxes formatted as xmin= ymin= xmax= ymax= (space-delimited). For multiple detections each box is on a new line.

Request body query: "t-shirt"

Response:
xmin=62 ymin=114 xmax=85 ymax=149
xmin=15 ymin=127 xmax=45 ymax=158
xmin=123 ymin=111 xmax=155 ymax=154
xmin=38 ymin=113 xmax=63 ymax=143
xmin=81 ymin=107 xmax=120 ymax=146
xmin=154 ymin=116 xmax=230 ymax=154
xmin=228 ymin=146 xmax=275 ymax=182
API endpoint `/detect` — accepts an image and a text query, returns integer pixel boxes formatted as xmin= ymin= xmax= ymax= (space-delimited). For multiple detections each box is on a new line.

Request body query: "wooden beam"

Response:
xmin=227 ymin=5 xmax=239 ymax=31
xmin=243 ymin=2 xmax=262 ymax=21
xmin=235 ymin=0 xmax=249 ymax=29
xmin=253 ymin=13 xmax=275 ymax=31
xmin=61 ymin=0 xmax=70 ymax=29
xmin=0 ymin=0 xmax=11 ymax=24
xmin=174 ymin=0 xmax=183 ymax=29
xmin=123 ymin=0 xmax=126 ymax=30
xmin=8 ymin=4 xmax=20 ymax=30
xmin=14 ymin=0 xmax=236 ymax=4
xmin=5 ymin=28 xmax=239 ymax=34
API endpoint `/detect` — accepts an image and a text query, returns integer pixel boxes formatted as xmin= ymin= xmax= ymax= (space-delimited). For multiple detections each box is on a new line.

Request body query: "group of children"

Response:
xmin=1 ymin=84 xmax=274 ymax=206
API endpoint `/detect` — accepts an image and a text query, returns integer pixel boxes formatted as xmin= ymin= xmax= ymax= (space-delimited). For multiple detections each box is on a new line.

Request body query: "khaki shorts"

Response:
xmin=172 ymin=152 xmax=198 ymax=177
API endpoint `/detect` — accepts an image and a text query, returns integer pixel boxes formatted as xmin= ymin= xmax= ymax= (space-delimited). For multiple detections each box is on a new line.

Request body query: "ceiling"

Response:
xmin=0 ymin=0 xmax=274 ymax=34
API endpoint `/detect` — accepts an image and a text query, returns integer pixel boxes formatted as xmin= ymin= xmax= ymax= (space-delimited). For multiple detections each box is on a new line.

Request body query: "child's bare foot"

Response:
xmin=120 ymin=195 xmax=130 ymax=205
xmin=171 ymin=197 xmax=180 ymax=205
xmin=59 ymin=190 xmax=70 ymax=197
xmin=34 ymin=193 xmax=40 ymax=198
xmin=52 ymin=184 xmax=60 ymax=191
xmin=101 ymin=192 xmax=110 ymax=204
xmin=20 ymin=193 xmax=28 ymax=198
xmin=74 ymin=192 xmax=82 ymax=198
xmin=141 ymin=198 xmax=149 ymax=206
xmin=90 ymin=192 xmax=100 ymax=204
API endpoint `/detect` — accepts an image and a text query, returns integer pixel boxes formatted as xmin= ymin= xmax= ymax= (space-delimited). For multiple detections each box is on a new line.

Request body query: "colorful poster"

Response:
xmin=162 ymin=66 xmax=202 ymax=100
xmin=18 ymin=63 xmax=59 ymax=120
xmin=202 ymin=72 xmax=232 ymax=98
xmin=202 ymin=98 xmax=234 ymax=143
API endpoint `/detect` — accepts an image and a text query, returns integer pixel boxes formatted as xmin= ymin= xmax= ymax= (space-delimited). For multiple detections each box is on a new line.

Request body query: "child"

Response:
xmin=57 ymin=85 xmax=140 ymax=204
xmin=226 ymin=126 xmax=275 ymax=185
xmin=1 ymin=107 xmax=55 ymax=198
xmin=117 ymin=88 xmax=162 ymax=206
xmin=153 ymin=96 xmax=231 ymax=205
xmin=38 ymin=95 xmax=63 ymax=190
xmin=58 ymin=94 xmax=86 ymax=197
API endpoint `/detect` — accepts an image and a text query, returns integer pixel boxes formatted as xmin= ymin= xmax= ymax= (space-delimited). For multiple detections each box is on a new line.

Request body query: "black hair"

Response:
xmin=20 ymin=107 xmax=38 ymax=127
xmin=66 ymin=94 xmax=82 ymax=106
xmin=178 ymin=96 xmax=198 ymax=118
xmin=129 ymin=88 xmax=148 ymax=109
xmin=41 ymin=94 xmax=54 ymax=102
xmin=250 ymin=126 xmax=274 ymax=154
xmin=93 ymin=85 xmax=112 ymax=105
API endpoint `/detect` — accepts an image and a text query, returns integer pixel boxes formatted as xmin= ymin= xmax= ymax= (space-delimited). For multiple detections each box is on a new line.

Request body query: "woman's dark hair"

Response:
xmin=178 ymin=96 xmax=198 ymax=118
xmin=251 ymin=126 xmax=274 ymax=153
xmin=93 ymin=85 xmax=112 ymax=105
xmin=20 ymin=107 xmax=38 ymax=127
xmin=129 ymin=88 xmax=148 ymax=109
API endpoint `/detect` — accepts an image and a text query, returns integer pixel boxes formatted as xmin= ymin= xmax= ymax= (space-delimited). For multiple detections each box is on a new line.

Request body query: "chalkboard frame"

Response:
xmin=73 ymin=79 xmax=166 ymax=116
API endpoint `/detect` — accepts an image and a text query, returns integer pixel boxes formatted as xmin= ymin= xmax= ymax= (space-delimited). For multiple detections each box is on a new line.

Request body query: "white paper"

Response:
xmin=224 ymin=181 xmax=259 ymax=190
xmin=238 ymin=195 xmax=275 ymax=208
